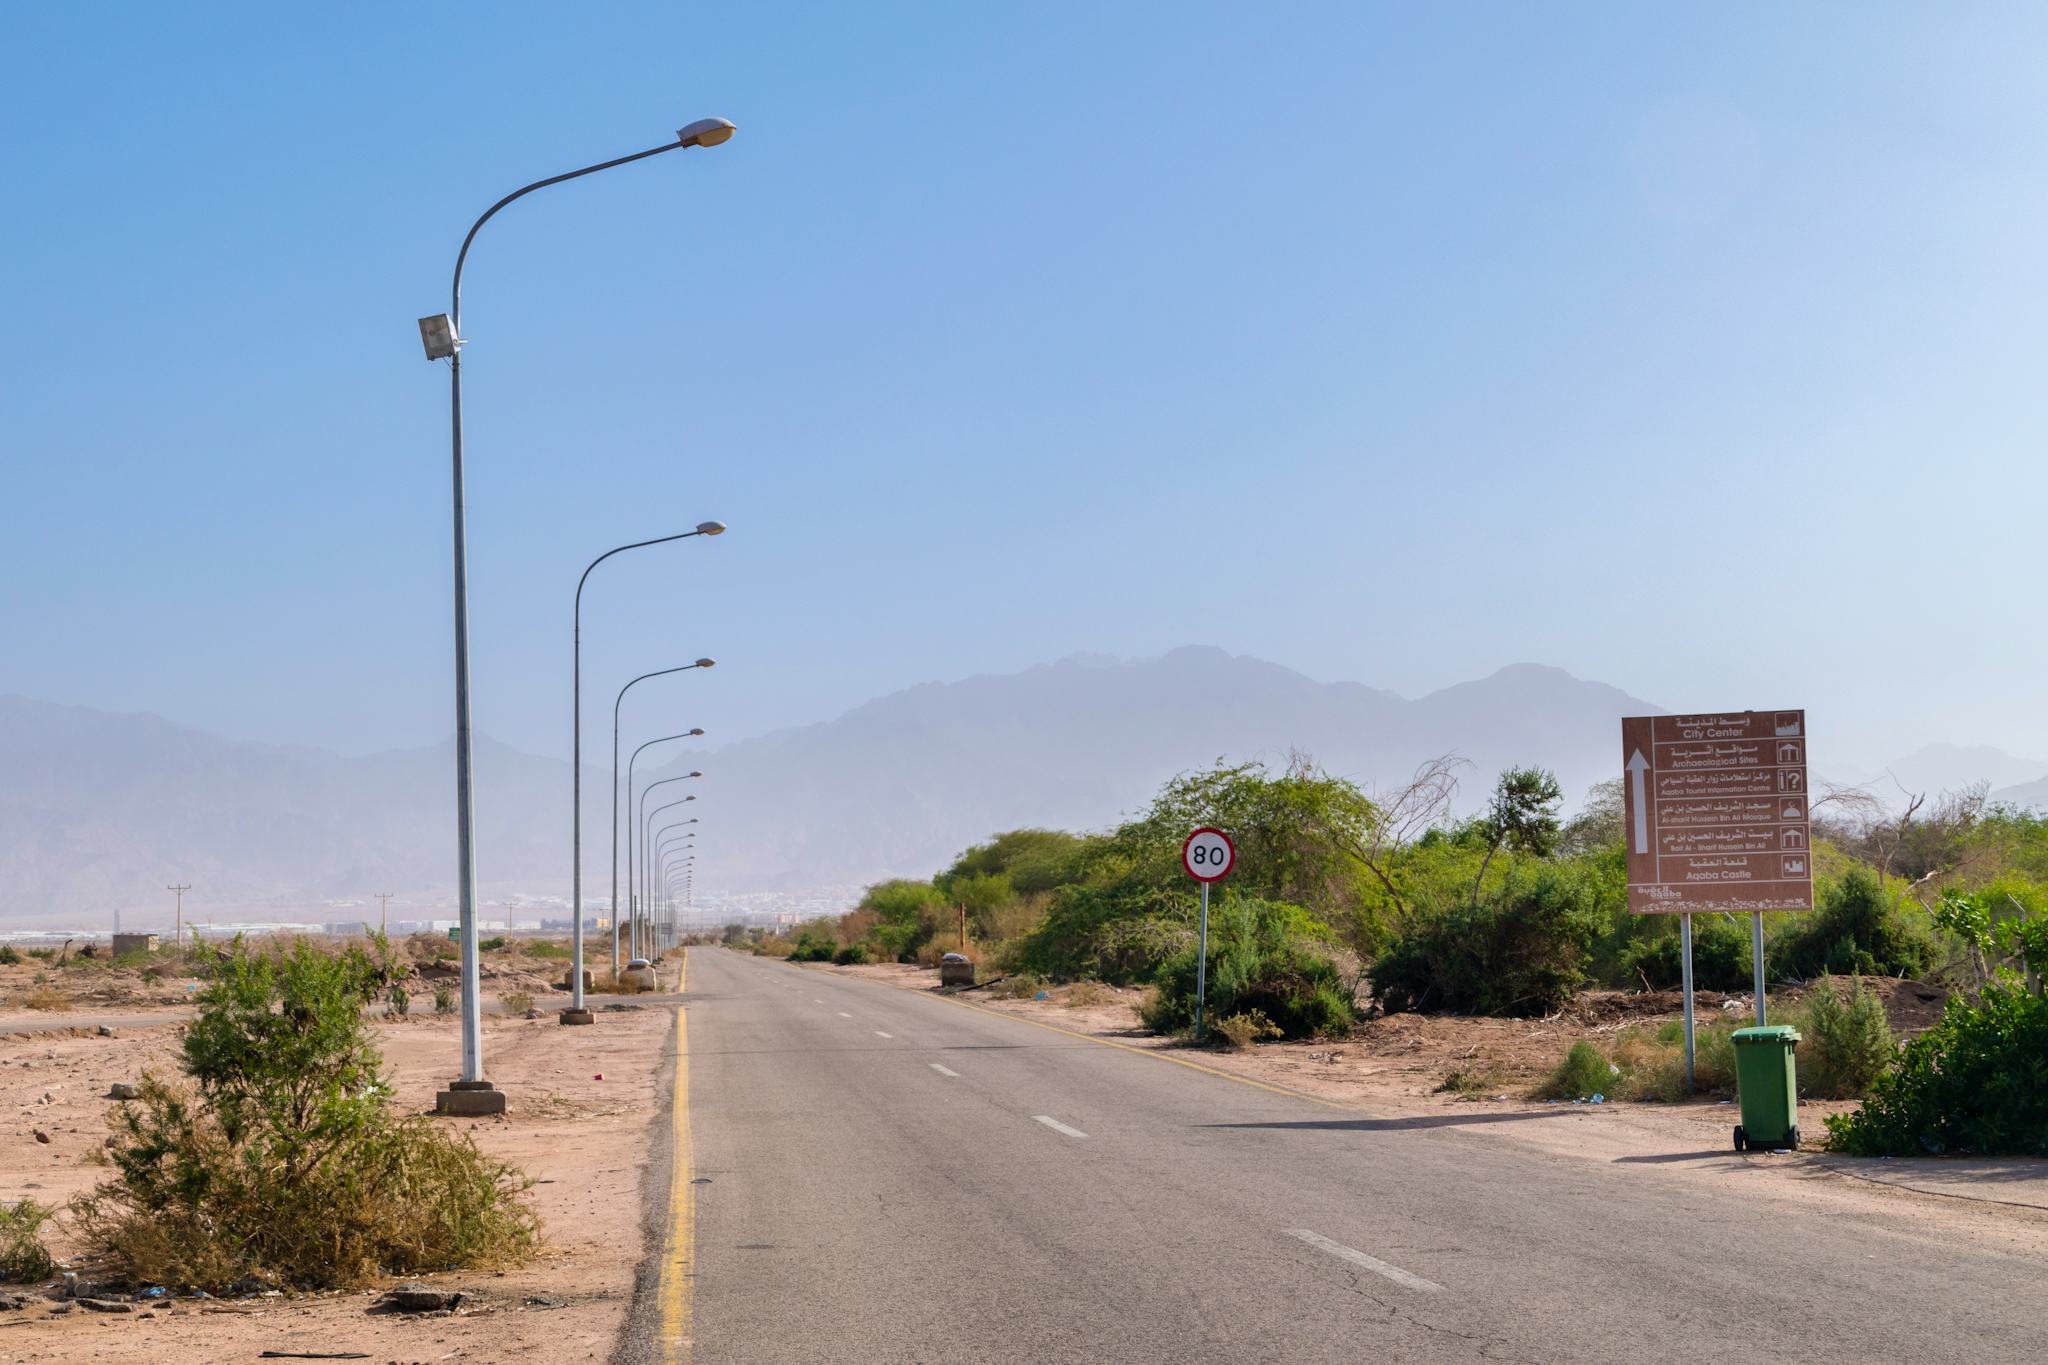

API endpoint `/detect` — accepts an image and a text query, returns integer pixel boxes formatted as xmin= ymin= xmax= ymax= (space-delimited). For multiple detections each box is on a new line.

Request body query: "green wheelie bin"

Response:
xmin=1731 ymin=1024 xmax=1801 ymax=1151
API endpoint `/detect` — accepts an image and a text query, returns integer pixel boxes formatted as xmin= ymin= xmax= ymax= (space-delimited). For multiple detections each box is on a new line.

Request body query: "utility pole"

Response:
xmin=166 ymin=885 xmax=190 ymax=942
xmin=375 ymin=892 xmax=394 ymax=936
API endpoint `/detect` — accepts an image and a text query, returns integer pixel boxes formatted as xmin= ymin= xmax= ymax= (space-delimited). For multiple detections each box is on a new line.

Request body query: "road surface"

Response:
xmin=620 ymin=947 xmax=2043 ymax=1364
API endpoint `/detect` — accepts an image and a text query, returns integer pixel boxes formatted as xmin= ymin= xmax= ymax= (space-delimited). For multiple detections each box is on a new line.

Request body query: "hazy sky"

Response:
xmin=3 ymin=3 xmax=2044 ymax=775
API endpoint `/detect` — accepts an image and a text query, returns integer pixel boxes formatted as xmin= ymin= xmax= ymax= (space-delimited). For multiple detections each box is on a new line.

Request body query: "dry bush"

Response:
xmin=499 ymin=991 xmax=534 ymax=1016
xmin=21 ymin=987 xmax=68 ymax=1012
xmin=988 ymin=973 xmax=1044 ymax=1000
xmin=1212 ymin=1009 xmax=1283 ymax=1050
xmin=1061 ymin=981 xmax=1116 ymax=1009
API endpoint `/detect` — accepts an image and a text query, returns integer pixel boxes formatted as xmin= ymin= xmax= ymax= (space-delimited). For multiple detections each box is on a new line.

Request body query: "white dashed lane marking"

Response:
xmin=1033 ymin=1115 xmax=1088 ymax=1139
xmin=874 ymin=1030 xmax=894 ymax=1038
xmin=929 ymin=1063 xmax=960 ymax=1077
xmin=1284 ymin=1228 xmax=1442 ymax=1293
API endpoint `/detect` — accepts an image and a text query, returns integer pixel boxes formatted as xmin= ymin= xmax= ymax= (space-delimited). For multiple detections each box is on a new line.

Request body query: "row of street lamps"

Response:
xmin=419 ymin=117 xmax=738 ymax=1114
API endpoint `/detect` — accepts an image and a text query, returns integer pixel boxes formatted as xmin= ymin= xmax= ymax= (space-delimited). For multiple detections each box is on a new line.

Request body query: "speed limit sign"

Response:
xmin=1182 ymin=827 xmax=1235 ymax=882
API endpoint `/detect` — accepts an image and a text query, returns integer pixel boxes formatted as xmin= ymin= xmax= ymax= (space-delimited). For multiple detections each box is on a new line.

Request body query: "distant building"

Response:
xmin=112 ymin=933 xmax=160 ymax=957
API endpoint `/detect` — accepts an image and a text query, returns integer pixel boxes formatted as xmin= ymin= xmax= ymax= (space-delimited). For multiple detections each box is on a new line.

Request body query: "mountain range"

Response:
xmin=3 ymin=647 xmax=2044 ymax=929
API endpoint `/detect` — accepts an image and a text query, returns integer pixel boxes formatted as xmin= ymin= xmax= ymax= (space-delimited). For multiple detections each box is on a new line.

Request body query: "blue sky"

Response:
xmin=3 ymin=3 xmax=2044 ymax=773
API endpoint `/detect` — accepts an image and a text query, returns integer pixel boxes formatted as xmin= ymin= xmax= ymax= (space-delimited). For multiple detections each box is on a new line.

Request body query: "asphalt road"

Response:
xmin=621 ymin=948 xmax=2043 ymax=1364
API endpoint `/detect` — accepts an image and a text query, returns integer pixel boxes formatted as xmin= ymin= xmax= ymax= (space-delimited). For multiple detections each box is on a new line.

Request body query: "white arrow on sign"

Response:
xmin=1627 ymin=749 xmax=1651 ymax=855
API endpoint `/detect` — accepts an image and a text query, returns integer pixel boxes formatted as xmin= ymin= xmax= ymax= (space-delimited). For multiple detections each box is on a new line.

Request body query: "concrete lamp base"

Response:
xmin=434 ymin=1079 xmax=507 ymax=1117
xmin=559 ymin=1008 xmax=596 ymax=1026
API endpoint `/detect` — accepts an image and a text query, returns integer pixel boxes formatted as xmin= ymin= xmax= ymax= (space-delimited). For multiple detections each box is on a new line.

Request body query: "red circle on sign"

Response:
xmin=1182 ymin=827 xmax=1236 ymax=882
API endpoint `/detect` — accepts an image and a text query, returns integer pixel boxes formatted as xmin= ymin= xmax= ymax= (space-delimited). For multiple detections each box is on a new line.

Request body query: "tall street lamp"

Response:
xmin=615 ymin=728 xmax=702 ymax=974
xmin=564 ymin=525 xmax=723 ymax=1026
xmin=615 ymin=661 xmax=714 ymax=954
xmin=635 ymin=785 xmax=700 ymax=956
xmin=418 ymin=117 xmax=737 ymax=1117
xmin=653 ymin=834 xmax=696 ymax=947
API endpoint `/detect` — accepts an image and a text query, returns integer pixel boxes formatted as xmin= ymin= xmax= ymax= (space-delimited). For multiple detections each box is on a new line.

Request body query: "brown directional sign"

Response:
xmin=1622 ymin=711 xmax=1812 ymax=914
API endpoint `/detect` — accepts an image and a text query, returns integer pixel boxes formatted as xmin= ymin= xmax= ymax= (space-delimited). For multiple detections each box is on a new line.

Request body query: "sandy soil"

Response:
xmin=792 ymin=958 xmax=2048 ymax=1243
xmin=0 ymin=967 xmax=678 ymax=1363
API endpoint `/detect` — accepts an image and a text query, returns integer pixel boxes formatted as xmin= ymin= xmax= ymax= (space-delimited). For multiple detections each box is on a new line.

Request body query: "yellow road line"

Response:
xmin=916 ymin=979 xmax=1361 ymax=1114
xmin=658 ymin=999 xmax=693 ymax=1363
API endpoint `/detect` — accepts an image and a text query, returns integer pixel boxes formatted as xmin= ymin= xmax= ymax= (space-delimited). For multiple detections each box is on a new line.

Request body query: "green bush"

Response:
xmin=71 ymin=936 xmax=536 ymax=1290
xmin=1141 ymin=897 xmax=1355 ymax=1039
xmin=1774 ymin=867 xmax=1933 ymax=980
xmin=1615 ymin=915 xmax=1755 ymax=992
xmin=787 ymin=936 xmax=835 ymax=963
xmin=1798 ymin=978 xmax=1895 ymax=1099
xmin=524 ymin=940 xmax=571 ymax=960
xmin=0 ymin=1199 xmax=56 ymax=1282
xmin=0 ymin=944 xmax=21 ymax=966
xmin=432 ymin=983 xmax=457 ymax=1015
xmin=1373 ymin=866 xmax=1602 ymax=1016
xmin=386 ymin=982 xmax=410 ymax=1017
xmin=1826 ymin=980 xmax=2048 ymax=1155
xmin=1537 ymin=1042 xmax=1615 ymax=1100
xmin=831 ymin=943 xmax=870 ymax=966
xmin=478 ymin=936 xmax=508 ymax=952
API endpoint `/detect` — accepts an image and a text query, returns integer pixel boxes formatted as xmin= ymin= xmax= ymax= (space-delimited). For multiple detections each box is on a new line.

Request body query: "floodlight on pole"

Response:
xmin=420 ymin=117 xmax=736 ymax=1117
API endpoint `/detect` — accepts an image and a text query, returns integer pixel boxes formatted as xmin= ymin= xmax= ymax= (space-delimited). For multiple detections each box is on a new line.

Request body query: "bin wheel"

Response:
xmin=1733 ymin=1125 xmax=1746 ymax=1152
xmin=1785 ymin=1126 xmax=1799 ymax=1151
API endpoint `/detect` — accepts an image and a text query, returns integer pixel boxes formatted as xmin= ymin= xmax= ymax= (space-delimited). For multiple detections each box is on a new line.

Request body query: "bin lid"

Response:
xmin=1731 ymin=1024 xmax=1801 ymax=1044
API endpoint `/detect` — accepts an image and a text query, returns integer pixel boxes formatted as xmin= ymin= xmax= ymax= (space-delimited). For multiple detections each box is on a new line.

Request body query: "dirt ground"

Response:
xmin=0 ymin=963 xmax=678 ymax=1364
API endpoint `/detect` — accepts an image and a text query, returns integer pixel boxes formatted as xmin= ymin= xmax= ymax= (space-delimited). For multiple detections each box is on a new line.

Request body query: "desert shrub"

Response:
xmin=832 ymin=943 xmax=870 ymax=966
xmin=1435 ymin=1067 xmax=1506 ymax=1097
xmin=478 ymin=936 xmax=507 ymax=953
xmin=1373 ymin=866 xmax=1602 ymax=1016
xmin=27 ymin=948 xmax=54 ymax=961
xmin=0 ymin=945 xmax=20 ymax=965
xmin=433 ymin=983 xmax=457 ymax=1015
xmin=1062 ymin=981 xmax=1115 ymax=1008
xmin=1798 ymin=978 xmax=1895 ymax=1099
xmin=523 ymin=940 xmax=571 ymax=960
xmin=1773 ymin=867 xmax=1934 ymax=980
xmin=0 ymin=1199 xmax=57 ymax=1283
xmin=499 ymin=991 xmax=534 ymax=1016
xmin=1211 ymin=1009 xmax=1282 ymax=1050
xmin=1537 ymin=1042 xmax=1615 ymax=1100
xmin=1141 ymin=897 xmax=1355 ymax=1040
xmin=385 ymin=982 xmax=410 ymax=1017
xmin=71 ymin=936 xmax=536 ymax=1290
xmin=988 ymin=973 xmax=1044 ymax=1000
xmin=22 ymin=987 xmax=67 ymax=1011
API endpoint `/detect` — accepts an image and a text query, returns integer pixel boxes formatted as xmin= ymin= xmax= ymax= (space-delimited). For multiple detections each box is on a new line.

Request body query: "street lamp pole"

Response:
xmin=616 ymin=663 xmax=713 ymax=959
xmin=566 ymin=526 xmax=722 ymax=1026
xmin=635 ymin=784 xmax=700 ymax=955
xmin=419 ymin=117 xmax=736 ymax=1117
xmin=615 ymin=728 xmax=703 ymax=974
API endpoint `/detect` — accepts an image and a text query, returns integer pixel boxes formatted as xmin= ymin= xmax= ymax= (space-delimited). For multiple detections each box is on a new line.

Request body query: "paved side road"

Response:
xmin=619 ymin=948 xmax=2045 ymax=1364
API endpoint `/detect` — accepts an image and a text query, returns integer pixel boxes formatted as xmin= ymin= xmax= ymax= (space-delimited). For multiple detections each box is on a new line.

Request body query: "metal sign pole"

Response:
xmin=1680 ymin=912 xmax=1696 ymax=1092
xmin=1194 ymin=880 xmax=1210 ymax=1044
xmin=1750 ymin=911 xmax=1767 ymax=1024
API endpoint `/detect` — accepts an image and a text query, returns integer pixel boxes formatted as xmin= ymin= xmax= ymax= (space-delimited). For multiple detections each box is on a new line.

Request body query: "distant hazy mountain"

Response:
xmin=1859 ymin=742 xmax=2047 ymax=802
xmin=1990 ymin=776 xmax=2048 ymax=811
xmin=0 ymin=652 xmax=1665 ymax=925
xmin=0 ymin=694 xmax=601 ymax=927
xmin=659 ymin=648 xmax=1661 ymax=893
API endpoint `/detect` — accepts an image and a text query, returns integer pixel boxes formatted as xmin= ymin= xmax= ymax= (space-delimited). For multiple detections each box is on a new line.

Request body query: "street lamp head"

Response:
xmin=688 ymin=728 xmax=705 ymax=736
xmin=695 ymin=658 xmax=716 ymax=669
xmin=418 ymin=314 xmax=459 ymax=361
xmin=688 ymin=771 xmax=702 ymax=778
xmin=678 ymin=118 xmax=737 ymax=149
xmin=696 ymin=521 xmax=727 ymax=536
